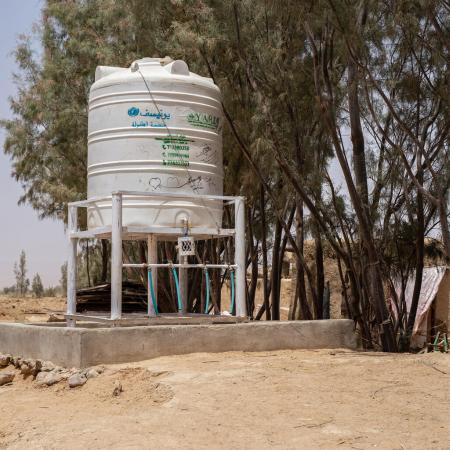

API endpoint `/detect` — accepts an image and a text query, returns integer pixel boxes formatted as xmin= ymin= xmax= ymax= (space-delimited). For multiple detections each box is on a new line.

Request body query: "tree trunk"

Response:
xmin=313 ymin=224 xmax=324 ymax=319
xmin=247 ymin=206 xmax=258 ymax=318
xmin=260 ymin=186 xmax=271 ymax=320
xmin=403 ymin=171 xmax=425 ymax=350
xmin=100 ymin=240 xmax=108 ymax=283
xmin=270 ymin=219 xmax=283 ymax=320
xmin=86 ymin=241 xmax=91 ymax=287
xmin=293 ymin=196 xmax=312 ymax=320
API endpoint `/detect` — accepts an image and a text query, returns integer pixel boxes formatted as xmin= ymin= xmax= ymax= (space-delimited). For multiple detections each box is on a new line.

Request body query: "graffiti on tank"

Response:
xmin=148 ymin=177 xmax=162 ymax=191
xmin=151 ymin=175 xmax=206 ymax=193
xmin=196 ymin=144 xmax=217 ymax=164
xmin=187 ymin=112 xmax=220 ymax=130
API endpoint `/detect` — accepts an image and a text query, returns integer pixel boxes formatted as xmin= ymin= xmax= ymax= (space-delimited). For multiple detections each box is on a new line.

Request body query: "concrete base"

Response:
xmin=0 ymin=320 xmax=357 ymax=368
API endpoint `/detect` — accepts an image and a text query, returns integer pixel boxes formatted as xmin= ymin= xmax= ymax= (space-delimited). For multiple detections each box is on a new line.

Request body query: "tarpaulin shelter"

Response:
xmin=390 ymin=266 xmax=450 ymax=348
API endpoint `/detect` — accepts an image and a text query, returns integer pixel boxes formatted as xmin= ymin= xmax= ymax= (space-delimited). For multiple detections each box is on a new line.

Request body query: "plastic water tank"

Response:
xmin=87 ymin=57 xmax=223 ymax=230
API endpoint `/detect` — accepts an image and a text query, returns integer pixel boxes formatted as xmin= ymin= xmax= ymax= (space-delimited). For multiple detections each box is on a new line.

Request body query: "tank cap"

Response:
xmin=130 ymin=58 xmax=162 ymax=72
xmin=164 ymin=60 xmax=190 ymax=76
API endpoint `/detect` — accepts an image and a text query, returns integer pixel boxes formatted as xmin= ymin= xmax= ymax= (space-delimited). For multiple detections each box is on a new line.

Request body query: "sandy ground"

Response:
xmin=0 ymin=349 xmax=450 ymax=449
xmin=0 ymin=296 xmax=65 ymax=323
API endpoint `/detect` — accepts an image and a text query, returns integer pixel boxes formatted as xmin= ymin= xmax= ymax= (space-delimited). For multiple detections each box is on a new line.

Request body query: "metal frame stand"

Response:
xmin=66 ymin=190 xmax=246 ymax=327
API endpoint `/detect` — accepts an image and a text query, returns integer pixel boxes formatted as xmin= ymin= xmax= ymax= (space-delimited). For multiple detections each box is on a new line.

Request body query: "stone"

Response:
xmin=0 ymin=354 xmax=11 ymax=367
xmin=112 ymin=380 xmax=123 ymax=397
xmin=20 ymin=359 xmax=42 ymax=377
xmin=93 ymin=365 xmax=105 ymax=374
xmin=85 ymin=368 xmax=100 ymax=379
xmin=20 ymin=361 xmax=33 ymax=376
xmin=36 ymin=371 xmax=63 ymax=387
xmin=68 ymin=373 xmax=87 ymax=388
xmin=0 ymin=372 xmax=15 ymax=386
xmin=40 ymin=361 xmax=56 ymax=372
xmin=12 ymin=357 xmax=22 ymax=369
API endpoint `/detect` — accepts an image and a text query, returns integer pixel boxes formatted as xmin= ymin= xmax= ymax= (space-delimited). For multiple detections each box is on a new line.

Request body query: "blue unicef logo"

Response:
xmin=128 ymin=106 xmax=140 ymax=117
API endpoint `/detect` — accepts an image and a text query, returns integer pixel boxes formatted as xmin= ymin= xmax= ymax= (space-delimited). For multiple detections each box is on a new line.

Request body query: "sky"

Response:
xmin=0 ymin=0 xmax=66 ymax=288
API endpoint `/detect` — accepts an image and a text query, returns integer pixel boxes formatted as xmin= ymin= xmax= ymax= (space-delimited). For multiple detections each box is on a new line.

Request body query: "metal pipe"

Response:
xmin=179 ymin=255 xmax=188 ymax=313
xmin=113 ymin=189 xmax=237 ymax=201
xmin=123 ymin=263 xmax=238 ymax=269
xmin=66 ymin=205 xmax=78 ymax=327
xmin=69 ymin=191 xmax=239 ymax=208
xmin=234 ymin=197 xmax=247 ymax=317
xmin=111 ymin=192 xmax=123 ymax=320
xmin=147 ymin=235 xmax=157 ymax=316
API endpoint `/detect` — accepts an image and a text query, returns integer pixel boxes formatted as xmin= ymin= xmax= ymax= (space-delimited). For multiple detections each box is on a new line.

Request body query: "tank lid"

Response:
xmin=130 ymin=57 xmax=170 ymax=72
xmin=95 ymin=66 xmax=127 ymax=81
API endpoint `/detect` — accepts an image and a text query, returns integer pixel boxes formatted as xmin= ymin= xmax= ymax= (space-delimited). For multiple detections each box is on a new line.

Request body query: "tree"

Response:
xmin=60 ymin=262 xmax=67 ymax=295
xmin=14 ymin=250 xmax=29 ymax=296
xmin=31 ymin=273 xmax=44 ymax=298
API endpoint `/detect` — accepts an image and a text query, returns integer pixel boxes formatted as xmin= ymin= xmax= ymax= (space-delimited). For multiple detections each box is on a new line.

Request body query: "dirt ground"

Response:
xmin=1 ymin=295 xmax=449 ymax=449
xmin=0 ymin=296 xmax=65 ymax=323
xmin=0 ymin=349 xmax=450 ymax=449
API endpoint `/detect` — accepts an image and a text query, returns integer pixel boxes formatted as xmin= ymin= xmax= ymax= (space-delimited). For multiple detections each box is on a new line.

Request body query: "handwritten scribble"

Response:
xmin=154 ymin=175 xmax=206 ymax=193
xmin=195 ymin=144 xmax=217 ymax=164
xmin=149 ymin=177 xmax=162 ymax=191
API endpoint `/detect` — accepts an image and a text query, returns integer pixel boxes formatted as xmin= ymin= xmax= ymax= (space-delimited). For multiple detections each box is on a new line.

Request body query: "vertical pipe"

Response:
xmin=179 ymin=255 xmax=188 ymax=313
xmin=147 ymin=234 xmax=157 ymax=316
xmin=111 ymin=192 xmax=123 ymax=320
xmin=235 ymin=197 xmax=247 ymax=317
xmin=66 ymin=205 xmax=78 ymax=327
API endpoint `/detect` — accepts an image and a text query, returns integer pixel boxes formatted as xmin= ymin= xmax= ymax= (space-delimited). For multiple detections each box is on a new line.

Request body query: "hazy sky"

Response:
xmin=0 ymin=1 xmax=66 ymax=288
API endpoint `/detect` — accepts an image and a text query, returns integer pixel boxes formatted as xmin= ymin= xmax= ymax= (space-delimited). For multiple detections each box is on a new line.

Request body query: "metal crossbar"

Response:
xmin=123 ymin=263 xmax=237 ymax=269
xmin=69 ymin=190 xmax=242 ymax=208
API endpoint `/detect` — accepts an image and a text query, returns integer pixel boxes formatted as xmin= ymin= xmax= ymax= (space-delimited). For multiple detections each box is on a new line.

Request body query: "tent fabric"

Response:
xmin=390 ymin=266 xmax=447 ymax=347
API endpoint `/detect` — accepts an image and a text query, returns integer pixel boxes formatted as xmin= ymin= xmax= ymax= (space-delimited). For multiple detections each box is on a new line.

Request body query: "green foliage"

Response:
xmin=31 ymin=273 xmax=44 ymax=298
xmin=60 ymin=262 xmax=67 ymax=293
xmin=13 ymin=250 xmax=29 ymax=296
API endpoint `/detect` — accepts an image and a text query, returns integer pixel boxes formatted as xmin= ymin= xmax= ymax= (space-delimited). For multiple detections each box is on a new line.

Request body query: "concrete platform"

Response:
xmin=0 ymin=320 xmax=357 ymax=368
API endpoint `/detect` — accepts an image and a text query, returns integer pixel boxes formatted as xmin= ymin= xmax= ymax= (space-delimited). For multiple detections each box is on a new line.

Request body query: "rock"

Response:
xmin=0 ymin=354 xmax=11 ymax=367
xmin=93 ymin=365 xmax=105 ymax=374
xmin=12 ymin=357 xmax=22 ymax=369
xmin=68 ymin=373 xmax=87 ymax=388
xmin=40 ymin=361 xmax=56 ymax=372
xmin=112 ymin=380 xmax=123 ymax=397
xmin=85 ymin=368 xmax=100 ymax=379
xmin=0 ymin=372 xmax=15 ymax=386
xmin=20 ymin=359 xmax=42 ymax=377
xmin=34 ymin=359 xmax=43 ymax=374
xmin=35 ymin=371 xmax=63 ymax=387
xmin=20 ymin=361 xmax=33 ymax=376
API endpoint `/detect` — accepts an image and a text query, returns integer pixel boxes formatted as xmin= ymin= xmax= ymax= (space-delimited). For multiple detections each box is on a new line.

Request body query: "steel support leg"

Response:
xmin=147 ymin=234 xmax=157 ymax=316
xmin=111 ymin=193 xmax=123 ymax=320
xmin=179 ymin=255 xmax=188 ymax=313
xmin=234 ymin=197 xmax=247 ymax=317
xmin=66 ymin=205 xmax=78 ymax=327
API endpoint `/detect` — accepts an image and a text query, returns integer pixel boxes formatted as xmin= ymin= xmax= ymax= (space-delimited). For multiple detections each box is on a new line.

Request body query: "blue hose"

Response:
xmin=204 ymin=268 xmax=210 ymax=314
xmin=171 ymin=267 xmax=183 ymax=312
xmin=230 ymin=270 xmax=235 ymax=315
xmin=147 ymin=269 xmax=158 ymax=314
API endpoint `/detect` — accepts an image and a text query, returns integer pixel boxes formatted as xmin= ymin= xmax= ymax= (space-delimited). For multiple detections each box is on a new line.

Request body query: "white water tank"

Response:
xmin=87 ymin=57 xmax=223 ymax=230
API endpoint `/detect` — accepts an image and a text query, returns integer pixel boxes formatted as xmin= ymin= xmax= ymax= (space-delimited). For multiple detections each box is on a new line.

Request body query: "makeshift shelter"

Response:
xmin=391 ymin=266 xmax=450 ymax=348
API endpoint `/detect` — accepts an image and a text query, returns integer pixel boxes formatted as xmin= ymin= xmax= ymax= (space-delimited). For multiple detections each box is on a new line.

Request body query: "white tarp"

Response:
xmin=390 ymin=266 xmax=447 ymax=347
